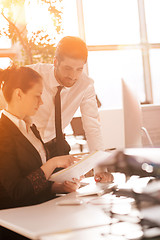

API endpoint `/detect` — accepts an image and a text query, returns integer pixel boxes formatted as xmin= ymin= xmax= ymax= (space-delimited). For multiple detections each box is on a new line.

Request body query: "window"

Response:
xmin=83 ymin=0 xmax=140 ymax=45
xmin=1 ymin=0 xmax=160 ymax=107
xmin=0 ymin=10 xmax=13 ymax=68
xmin=76 ymin=0 xmax=160 ymax=107
xmin=145 ymin=0 xmax=160 ymax=43
xmin=88 ymin=50 xmax=144 ymax=108
xmin=144 ymin=0 xmax=160 ymax=104
xmin=61 ymin=0 xmax=79 ymax=37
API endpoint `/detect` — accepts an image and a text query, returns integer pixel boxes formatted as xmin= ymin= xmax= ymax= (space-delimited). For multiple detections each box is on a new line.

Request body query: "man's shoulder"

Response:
xmin=27 ymin=63 xmax=54 ymax=85
xmin=80 ymin=72 xmax=94 ymax=85
xmin=27 ymin=63 xmax=54 ymax=73
xmin=70 ymin=72 xmax=94 ymax=95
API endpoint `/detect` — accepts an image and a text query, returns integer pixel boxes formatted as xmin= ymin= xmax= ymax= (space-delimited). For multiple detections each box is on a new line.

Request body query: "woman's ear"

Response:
xmin=13 ymin=88 xmax=23 ymax=101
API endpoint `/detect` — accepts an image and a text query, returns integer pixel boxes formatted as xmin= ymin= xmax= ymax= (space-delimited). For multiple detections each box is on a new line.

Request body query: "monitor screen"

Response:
xmin=122 ymin=79 xmax=142 ymax=148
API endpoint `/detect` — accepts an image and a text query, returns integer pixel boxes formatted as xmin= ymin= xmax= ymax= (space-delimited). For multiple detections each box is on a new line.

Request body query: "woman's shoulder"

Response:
xmin=0 ymin=115 xmax=14 ymax=139
xmin=0 ymin=121 xmax=11 ymax=137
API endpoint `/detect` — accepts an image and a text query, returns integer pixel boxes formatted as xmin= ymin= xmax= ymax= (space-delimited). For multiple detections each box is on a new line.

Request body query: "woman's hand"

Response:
xmin=54 ymin=155 xmax=79 ymax=169
xmin=41 ymin=155 xmax=79 ymax=180
xmin=52 ymin=178 xmax=81 ymax=193
xmin=63 ymin=178 xmax=81 ymax=192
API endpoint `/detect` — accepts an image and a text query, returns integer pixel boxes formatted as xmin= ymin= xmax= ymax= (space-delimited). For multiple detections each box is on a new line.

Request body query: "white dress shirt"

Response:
xmin=3 ymin=110 xmax=46 ymax=164
xmin=27 ymin=63 xmax=105 ymax=152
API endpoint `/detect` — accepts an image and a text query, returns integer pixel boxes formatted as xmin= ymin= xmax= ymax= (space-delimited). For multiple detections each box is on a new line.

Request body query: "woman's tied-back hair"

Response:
xmin=0 ymin=65 xmax=42 ymax=103
xmin=55 ymin=36 xmax=88 ymax=63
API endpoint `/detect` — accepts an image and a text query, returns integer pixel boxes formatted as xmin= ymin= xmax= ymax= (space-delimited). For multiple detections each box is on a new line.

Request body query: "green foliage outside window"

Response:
xmin=0 ymin=0 xmax=63 ymax=65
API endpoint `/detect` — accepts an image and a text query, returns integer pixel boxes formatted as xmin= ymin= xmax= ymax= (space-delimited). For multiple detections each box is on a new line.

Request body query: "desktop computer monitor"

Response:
xmin=122 ymin=79 xmax=142 ymax=148
xmin=99 ymin=79 xmax=143 ymax=150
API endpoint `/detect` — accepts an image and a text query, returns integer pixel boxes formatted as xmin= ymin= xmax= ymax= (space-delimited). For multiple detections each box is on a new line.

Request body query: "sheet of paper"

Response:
xmin=49 ymin=150 xmax=114 ymax=183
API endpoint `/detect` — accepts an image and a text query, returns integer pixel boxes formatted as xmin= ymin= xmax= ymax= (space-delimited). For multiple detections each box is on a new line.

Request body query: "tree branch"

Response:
xmin=1 ymin=11 xmax=33 ymax=64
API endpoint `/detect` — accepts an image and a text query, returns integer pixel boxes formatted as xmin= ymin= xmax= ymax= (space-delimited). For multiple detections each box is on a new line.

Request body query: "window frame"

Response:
xmin=76 ymin=0 xmax=160 ymax=104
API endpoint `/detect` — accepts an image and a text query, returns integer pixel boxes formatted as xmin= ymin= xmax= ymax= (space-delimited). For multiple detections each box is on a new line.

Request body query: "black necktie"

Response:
xmin=55 ymin=86 xmax=64 ymax=155
xmin=30 ymin=124 xmax=42 ymax=141
xmin=30 ymin=124 xmax=49 ymax=160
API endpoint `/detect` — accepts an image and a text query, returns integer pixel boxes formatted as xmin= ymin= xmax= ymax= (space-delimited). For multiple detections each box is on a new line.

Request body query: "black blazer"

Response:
xmin=0 ymin=114 xmax=54 ymax=210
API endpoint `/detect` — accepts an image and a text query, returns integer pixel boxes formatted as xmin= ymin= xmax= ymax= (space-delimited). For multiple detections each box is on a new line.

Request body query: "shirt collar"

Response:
xmin=51 ymin=66 xmax=70 ymax=91
xmin=2 ymin=110 xmax=32 ymax=132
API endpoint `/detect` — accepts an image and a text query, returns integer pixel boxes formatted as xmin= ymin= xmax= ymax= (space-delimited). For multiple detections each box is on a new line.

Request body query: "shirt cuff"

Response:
xmin=27 ymin=168 xmax=49 ymax=194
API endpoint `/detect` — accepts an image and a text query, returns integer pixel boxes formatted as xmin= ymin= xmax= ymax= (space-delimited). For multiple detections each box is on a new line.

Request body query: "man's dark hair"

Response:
xmin=55 ymin=36 xmax=88 ymax=63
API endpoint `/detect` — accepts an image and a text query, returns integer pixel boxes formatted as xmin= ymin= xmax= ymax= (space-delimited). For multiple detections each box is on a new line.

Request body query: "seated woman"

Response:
xmin=0 ymin=65 xmax=80 ymax=210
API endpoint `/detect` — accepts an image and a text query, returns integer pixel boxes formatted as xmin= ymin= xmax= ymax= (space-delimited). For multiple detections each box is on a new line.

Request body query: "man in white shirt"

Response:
xmin=23 ymin=37 xmax=114 ymax=182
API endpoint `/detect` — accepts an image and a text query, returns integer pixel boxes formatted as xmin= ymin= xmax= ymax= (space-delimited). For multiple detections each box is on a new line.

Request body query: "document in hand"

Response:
xmin=49 ymin=150 xmax=115 ymax=183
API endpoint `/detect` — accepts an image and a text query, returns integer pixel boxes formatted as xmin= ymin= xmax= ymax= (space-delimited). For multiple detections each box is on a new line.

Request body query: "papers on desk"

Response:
xmin=49 ymin=150 xmax=114 ymax=183
xmin=77 ymin=182 xmax=117 ymax=197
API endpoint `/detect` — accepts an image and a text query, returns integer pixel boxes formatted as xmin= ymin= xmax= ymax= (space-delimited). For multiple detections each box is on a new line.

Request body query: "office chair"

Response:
xmin=70 ymin=117 xmax=86 ymax=152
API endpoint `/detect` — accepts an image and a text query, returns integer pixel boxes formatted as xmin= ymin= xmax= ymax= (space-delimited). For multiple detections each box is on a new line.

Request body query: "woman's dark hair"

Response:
xmin=55 ymin=36 xmax=88 ymax=63
xmin=0 ymin=65 xmax=42 ymax=103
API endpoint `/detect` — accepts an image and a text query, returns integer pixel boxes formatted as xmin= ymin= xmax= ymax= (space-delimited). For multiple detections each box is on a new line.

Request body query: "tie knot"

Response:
xmin=57 ymin=86 xmax=63 ymax=93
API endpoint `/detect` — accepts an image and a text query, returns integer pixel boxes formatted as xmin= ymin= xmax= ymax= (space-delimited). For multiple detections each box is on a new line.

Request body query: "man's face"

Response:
xmin=54 ymin=56 xmax=85 ymax=87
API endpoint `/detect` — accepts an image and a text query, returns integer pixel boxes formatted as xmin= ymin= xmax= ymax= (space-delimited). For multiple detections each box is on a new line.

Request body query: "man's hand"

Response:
xmin=94 ymin=172 xmax=114 ymax=183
